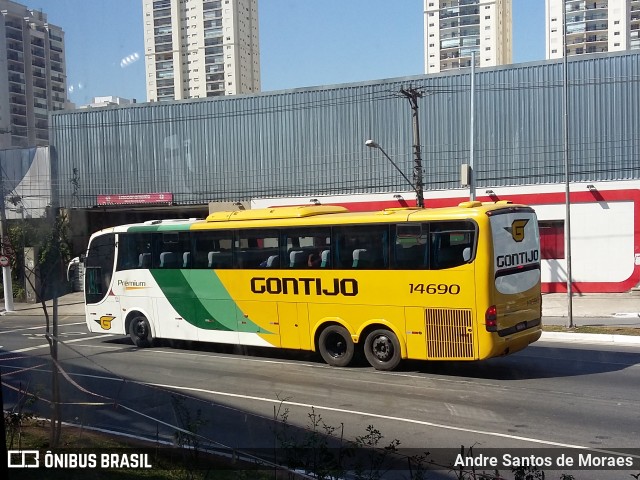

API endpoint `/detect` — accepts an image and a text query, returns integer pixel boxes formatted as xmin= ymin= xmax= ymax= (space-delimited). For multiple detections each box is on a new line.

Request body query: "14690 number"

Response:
xmin=409 ymin=283 xmax=461 ymax=294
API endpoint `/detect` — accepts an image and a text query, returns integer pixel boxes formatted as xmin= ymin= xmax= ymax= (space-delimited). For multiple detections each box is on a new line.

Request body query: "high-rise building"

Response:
xmin=142 ymin=0 xmax=260 ymax=102
xmin=424 ymin=0 xmax=512 ymax=74
xmin=546 ymin=0 xmax=640 ymax=59
xmin=0 ymin=0 xmax=67 ymax=148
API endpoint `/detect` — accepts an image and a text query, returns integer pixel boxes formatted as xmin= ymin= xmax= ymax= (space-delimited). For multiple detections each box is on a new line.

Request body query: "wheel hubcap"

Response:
xmin=372 ymin=336 xmax=392 ymax=361
xmin=327 ymin=333 xmax=346 ymax=358
xmin=135 ymin=321 xmax=146 ymax=338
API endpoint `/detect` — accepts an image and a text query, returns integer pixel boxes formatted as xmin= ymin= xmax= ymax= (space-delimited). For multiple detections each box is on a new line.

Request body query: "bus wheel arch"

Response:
xmin=316 ymin=323 xmax=355 ymax=367
xmin=126 ymin=311 xmax=154 ymax=348
xmin=361 ymin=326 xmax=403 ymax=371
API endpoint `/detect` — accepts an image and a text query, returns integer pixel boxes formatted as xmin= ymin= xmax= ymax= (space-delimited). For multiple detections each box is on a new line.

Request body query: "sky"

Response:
xmin=25 ymin=0 xmax=546 ymax=106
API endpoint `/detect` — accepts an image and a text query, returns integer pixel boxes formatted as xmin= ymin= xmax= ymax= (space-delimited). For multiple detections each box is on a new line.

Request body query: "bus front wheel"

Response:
xmin=318 ymin=325 xmax=354 ymax=367
xmin=130 ymin=315 xmax=153 ymax=348
xmin=364 ymin=329 xmax=401 ymax=371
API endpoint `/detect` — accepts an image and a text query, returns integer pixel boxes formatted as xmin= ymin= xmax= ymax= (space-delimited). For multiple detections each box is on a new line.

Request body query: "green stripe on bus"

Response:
xmin=150 ymin=269 xmax=271 ymax=334
xmin=127 ymin=225 xmax=192 ymax=233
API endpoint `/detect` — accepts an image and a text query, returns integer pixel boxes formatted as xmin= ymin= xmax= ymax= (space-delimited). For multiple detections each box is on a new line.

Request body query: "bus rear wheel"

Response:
xmin=130 ymin=315 xmax=153 ymax=348
xmin=318 ymin=325 xmax=354 ymax=367
xmin=364 ymin=329 xmax=401 ymax=371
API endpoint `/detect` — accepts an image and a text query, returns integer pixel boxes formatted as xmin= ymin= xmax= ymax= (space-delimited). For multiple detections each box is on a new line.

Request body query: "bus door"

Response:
xmin=85 ymin=233 xmax=123 ymax=334
xmin=277 ymin=302 xmax=311 ymax=350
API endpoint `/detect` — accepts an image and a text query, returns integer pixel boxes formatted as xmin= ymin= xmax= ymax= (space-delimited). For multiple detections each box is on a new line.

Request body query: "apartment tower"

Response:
xmin=546 ymin=0 xmax=640 ymax=58
xmin=142 ymin=0 xmax=260 ymax=102
xmin=424 ymin=0 xmax=512 ymax=74
xmin=0 ymin=0 xmax=67 ymax=148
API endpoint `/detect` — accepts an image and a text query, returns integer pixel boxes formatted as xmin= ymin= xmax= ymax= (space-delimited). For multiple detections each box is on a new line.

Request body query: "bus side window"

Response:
xmin=334 ymin=225 xmax=389 ymax=269
xmin=192 ymin=231 xmax=233 ymax=269
xmin=431 ymin=221 xmax=476 ymax=270
xmin=283 ymin=227 xmax=331 ymax=269
xmin=394 ymin=224 xmax=429 ymax=270
xmin=237 ymin=230 xmax=279 ymax=269
xmin=117 ymin=233 xmax=150 ymax=271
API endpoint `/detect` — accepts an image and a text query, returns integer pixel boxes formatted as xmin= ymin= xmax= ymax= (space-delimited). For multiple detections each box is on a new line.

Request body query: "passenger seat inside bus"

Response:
xmin=352 ymin=248 xmax=369 ymax=268
xmin=266 ymin=255 xmax=280 ymax=268
xmin=182 ymin=252 xmax=191 ymax=268
xmin=208 ymin=251 xmax=232 ymax=268
xmin=138 ymin=253 xmax=151 ymax=269
xmin=289 ymin=250 xmax=306 ymax=268
xmin=159 ymin=251 xmax=178 ymax=268
xmin=320 ymin=249 xmax=331 ymax=268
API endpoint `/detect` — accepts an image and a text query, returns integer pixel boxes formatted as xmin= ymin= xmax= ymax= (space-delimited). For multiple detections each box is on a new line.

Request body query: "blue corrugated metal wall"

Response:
xmin=50 ymin=52 xmax=640 ymax=208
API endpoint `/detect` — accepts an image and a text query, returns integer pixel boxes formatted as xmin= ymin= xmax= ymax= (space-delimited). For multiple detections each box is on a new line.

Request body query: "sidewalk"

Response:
xmin=0 ymin=291 xmax=85 ymax=316
xmin=542 ymin=292 xmax=640 ymax=319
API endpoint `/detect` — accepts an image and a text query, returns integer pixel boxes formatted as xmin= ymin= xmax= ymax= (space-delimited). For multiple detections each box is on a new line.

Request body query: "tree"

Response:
xmin=4 ymin=204 xmax=71 ymax=447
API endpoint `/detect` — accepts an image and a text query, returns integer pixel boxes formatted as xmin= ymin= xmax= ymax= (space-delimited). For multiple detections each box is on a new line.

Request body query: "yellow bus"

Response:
xmin=83 ymin=201 xmax=542 ymax=371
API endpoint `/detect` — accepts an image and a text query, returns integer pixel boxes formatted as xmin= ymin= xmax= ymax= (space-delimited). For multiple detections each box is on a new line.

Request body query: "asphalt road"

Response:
xmin=1 ymin=312 xmax=639 ymax=479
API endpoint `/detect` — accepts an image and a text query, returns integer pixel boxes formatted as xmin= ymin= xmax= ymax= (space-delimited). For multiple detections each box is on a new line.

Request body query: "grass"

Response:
xmin=543 ymin=324 xmax=640 ymax=336
xmin=6 ymin=419 xmax=282 ymax=479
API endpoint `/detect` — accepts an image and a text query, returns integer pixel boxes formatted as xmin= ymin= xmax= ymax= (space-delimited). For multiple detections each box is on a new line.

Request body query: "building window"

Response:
xmin=539 ymin=220 xmax=564 ymax=259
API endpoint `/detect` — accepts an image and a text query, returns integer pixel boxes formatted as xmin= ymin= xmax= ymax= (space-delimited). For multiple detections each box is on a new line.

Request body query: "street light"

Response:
xmin=365 ymin=140 xmax=424 ymax=207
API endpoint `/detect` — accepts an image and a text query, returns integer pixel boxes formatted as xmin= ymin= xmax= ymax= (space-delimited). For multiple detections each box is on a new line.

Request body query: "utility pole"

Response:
xmin=400 ymin=87 xmax=425 ymax=208
xmin=469 ymin=51 xmax=476 ymax=201
xmin=562 ymin=1 xmax=574 ymax=328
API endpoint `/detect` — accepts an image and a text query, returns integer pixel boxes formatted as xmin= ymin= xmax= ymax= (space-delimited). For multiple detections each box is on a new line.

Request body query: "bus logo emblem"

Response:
xmin=97 ymin=315 xmax=115 ymax=330
xmin=504 ymin=219 xmax=529 ymax=242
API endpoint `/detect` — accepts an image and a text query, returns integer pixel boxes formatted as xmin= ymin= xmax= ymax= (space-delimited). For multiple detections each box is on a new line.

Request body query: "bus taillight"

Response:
xmin=485 ymin=305 xmax=497 ymax=332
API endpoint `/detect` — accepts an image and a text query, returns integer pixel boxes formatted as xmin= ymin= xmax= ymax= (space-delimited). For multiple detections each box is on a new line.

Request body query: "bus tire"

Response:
xmin=318 ymin=325 xmax=354 ymax=367
xmin=364 ymin=329 xmax=401 ymax=371
xmin=130 ymin=315 xmax=153 ymax=348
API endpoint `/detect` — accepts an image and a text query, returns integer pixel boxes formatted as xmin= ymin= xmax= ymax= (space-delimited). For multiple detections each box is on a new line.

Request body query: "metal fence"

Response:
xmin=50 ymin=51 xmax=640 ymax=208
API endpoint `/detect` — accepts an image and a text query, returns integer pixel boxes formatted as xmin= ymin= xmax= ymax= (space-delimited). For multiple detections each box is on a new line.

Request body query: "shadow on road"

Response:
xmin=102 ymin=336 xmax=640 ymax=382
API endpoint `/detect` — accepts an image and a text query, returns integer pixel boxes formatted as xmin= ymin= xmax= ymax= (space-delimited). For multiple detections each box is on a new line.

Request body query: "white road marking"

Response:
xmin=0 ymin=334 xmax=114 ymax=355
xmin=3 ymin=344 xmax=637 ymax=460
xmin=0 ymin=322 xmax=87 ymax=335
xmin=141 ymin=380 xmax=639 ymax=458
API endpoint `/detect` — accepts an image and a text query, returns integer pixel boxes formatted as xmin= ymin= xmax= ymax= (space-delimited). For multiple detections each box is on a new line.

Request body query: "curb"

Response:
xmin=540 ymin=331 xmax=640 ymax=345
